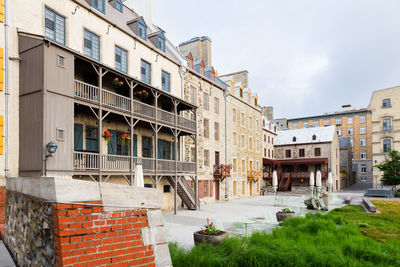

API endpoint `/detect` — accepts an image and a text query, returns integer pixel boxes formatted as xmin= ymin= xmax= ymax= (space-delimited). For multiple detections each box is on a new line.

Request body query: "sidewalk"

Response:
xmin=0 ymin=241 xmax=15 ymax=267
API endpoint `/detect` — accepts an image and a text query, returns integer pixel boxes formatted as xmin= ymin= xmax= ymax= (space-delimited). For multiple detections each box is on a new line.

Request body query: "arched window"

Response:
xmin=382 ymin=118 xmax=391 ymax=131
xmin=383 ymin=139 xmax=392 ymax=153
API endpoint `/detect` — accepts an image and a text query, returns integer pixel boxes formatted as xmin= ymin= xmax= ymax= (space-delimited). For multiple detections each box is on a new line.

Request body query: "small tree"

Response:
xmin=375 ymin=150 xmax=400 ymax=190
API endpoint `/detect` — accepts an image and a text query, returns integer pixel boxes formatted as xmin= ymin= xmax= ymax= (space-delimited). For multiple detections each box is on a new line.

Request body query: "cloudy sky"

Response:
xmin=155 ymin=0 xmax=400 ymax=119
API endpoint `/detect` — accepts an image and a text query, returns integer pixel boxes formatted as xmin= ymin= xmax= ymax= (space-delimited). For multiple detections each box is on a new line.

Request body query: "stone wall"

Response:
xmin=5 ymin=190 xmax=55 ymax=266
xmin=0 ymin=179 xmax=6 ymax=240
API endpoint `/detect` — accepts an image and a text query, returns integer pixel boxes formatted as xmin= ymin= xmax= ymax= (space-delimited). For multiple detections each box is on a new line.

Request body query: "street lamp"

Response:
xmin=44 ymin=141 xmax=58 ymax=177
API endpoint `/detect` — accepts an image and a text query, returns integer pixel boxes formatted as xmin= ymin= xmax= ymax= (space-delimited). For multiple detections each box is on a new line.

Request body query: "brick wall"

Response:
xmin=53 ymin=201 xmax=155 ymax=267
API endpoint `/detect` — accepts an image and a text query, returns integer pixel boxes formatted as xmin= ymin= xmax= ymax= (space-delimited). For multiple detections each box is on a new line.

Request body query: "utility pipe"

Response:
xmin=4 ymin=0 xmax=9 ymax=178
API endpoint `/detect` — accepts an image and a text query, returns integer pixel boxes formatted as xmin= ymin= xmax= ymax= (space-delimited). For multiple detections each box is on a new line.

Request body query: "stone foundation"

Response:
xmin=5 ymin=177 xmax=172 ymax=267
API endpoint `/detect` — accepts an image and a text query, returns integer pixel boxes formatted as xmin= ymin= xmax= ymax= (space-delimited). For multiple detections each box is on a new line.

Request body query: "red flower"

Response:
xmin=121 ymin=82 xmax=124 ymax=85
xmin=114 ymin=78 xmax=118 ymax=81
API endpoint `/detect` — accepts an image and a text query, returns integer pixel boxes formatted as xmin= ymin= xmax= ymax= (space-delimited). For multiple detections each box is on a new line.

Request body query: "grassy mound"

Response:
xmin=170 ymin=208 xmax=400 ymax=267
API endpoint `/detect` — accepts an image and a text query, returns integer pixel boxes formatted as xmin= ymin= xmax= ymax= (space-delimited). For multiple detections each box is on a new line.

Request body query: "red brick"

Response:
xmin=100 ymin=258 xmax=111 ymax=265
xmin=114 ymin=237 xmax=125 ymax=243
xmin=109 ymin=244 xmax=121 ymax=250
xmin=76 ymin=228 xmax=87 ymax=235
xmin=111 ymin=256 xmax=123 ymax=263
xmin=132 ymin=240 xmax=142 ymax=247
xmin=92 ymin=253 xmax=104 ymax=260
xmin=86 ymin=201 xmax=102 ymax=205
xmin=75 ymin=216 xmax=87 ymax=222
xmin=146 ymin=264 xmax=156 ymax=267
xmin=127 ymin=217 xmax=138 ymax=223
xmin=79 ymin=254 xmax=92 ymax=262
xmin=117 ymin=262 xmax=129 ymax=267
xmin=59 ymin=229 xmax=75 ymax=237
xmin=112 ymin=212 xmax=122 ymax=218
xmin=134 ymin=252 xmax=145 ymax=259
xmin=102 ymin=238 xmax=114 ymax=245
xmin=83 ymin=234 xmax=96 ymax=241
xmin=115 ymin=249 xmax=127 ymax=256
xmin=86 ymin=247 xmax=97 ymax=254
xmin=82 ymin=221 xmax=93 ymax=228
xmin=72 ymin=249 xmax=86 ymax=256
xmin=87 ymin=227 xmax=99 ymax=234
xmin=74 ymin=263 xmax=87 ymax=267
xmin=141 ymin=257 xmax=155 ymax=264
xmin=142 ymin=222 xmax=148 ymax=227
xmin=80 ymin=209 xmax=92 ymax=214
xmin=86 ymin=260 xmax=100 ymax=267
xmin=117 ymin=218 xmax=127 ymax=224
xmin=98 ymin=245 xmax=110 ymax=252
xmin=138 ymin=217 xmax=147 ymax=222
xmin=133 ymin=223 xmax=143 ymax=229
xmin=58 ymin=237 xmax=70 ymax=244
xmin=145 ymin=251 xmax=153 ymax=256
xmin=57 ymin=217 xmax=74 ymax=223
xmin=118 ymin=230 xmax=130 ymax=237
xmin=94 ymin=220 xmax=105 ymax=226
xmin=123 ymin=254 xmax=134 ymax=261
xmin=72 ymin=204 xmax=85 ymax=208
xmin=67 ymin=210 xmax=80 ymax=216
xmin=70 ymin=236 xmax=82 ymax=243
xmin=56 ymin=204 xmax=72 ymax=209
xmin=107 ymin=219 xmax=117 ymax=225
xmin=62 ymin=256 xmax=78 ymax=265
xmin=126 ymin=247 xmax=138 ymax=254
xmin=53 ymin=210 xmax=67 ymax=216
xmin=122 ymin=223 xmax=133 ymax=229
xmin=129 ymin=259 xmax=140 ymax=265
xmin=68 ymin=223 xmax=81 ymax=229
xmin=104 ymin=251 xmax=116 ymax=258
xmin=121 ymin=242 xmax=132 ymax=248
xmin=90 ymin=240 xmax=102 ymax=247
xmin=77 ymin=241 xmax=91 ymax=249
xmin=111 ymin=225 xmax=122 ymax=231
xmin=92 ymin=207 xmax=103 ymax=213
xmin=88 ymin=215 xmax=99 ymax=220
xmin=100 ymin=226 xmax=111 ymax=232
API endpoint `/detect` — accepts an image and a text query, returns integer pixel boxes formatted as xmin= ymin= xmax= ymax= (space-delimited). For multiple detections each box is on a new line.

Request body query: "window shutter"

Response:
xmin=74 ymin=124 xmax=83 ymax=151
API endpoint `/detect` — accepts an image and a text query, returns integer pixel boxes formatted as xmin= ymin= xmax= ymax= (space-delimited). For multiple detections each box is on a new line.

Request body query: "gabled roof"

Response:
xmin=275 ymin=126 xmax=336 ymax=146
xmin=148 ymin=30 xmax=165 ymax=39
xmin=127 ymin=16 xmax=147 ymax=27
xmin=205 ymin=66 xmax=215 ymax=73
xmin=181 ymin=51 xmax=192 ymax=59
xmin=194 ymin=59 xmax=204 ymax=67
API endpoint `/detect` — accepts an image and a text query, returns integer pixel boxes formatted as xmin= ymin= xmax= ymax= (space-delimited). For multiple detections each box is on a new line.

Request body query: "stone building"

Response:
xmin=0 ymin=1 xmax=5 ymax=179
xmin=369 ymin=86 xmax=400 ymax=187
xmin=273 ymin=126 xmax=341 ymax=193
xmin=287 ymin=108 xmax=372 ymax=184
xmin=339 ymin=136 xmax=353 ymax=187
xmin=179 ymin=44 xmax=227 ymax=203
xmin=262 ymin=116 xmax=279 ymax=189
xmin=219 ymin=73 xmax=263 ymax=198
xmin=8 ymin=0 xmax=199 ymax=212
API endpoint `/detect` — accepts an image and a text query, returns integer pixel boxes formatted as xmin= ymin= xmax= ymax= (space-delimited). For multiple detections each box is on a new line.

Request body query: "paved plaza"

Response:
xmin=163 ymin=191 xmax=365 ymax=249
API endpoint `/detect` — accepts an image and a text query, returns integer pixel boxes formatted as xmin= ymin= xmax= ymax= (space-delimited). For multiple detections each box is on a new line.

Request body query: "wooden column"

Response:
xmin=98 ymin=67 xmax=103 ymax=183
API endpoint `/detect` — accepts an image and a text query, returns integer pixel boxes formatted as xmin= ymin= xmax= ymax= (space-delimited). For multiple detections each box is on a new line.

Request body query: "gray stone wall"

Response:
xmin=5 ymin=190 xmax=55 ymax=266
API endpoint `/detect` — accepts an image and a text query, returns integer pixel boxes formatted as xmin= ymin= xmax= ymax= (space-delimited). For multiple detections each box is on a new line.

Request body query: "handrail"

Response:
xmin=102 ymin=90 xmax=131 ymax=113
xmin=74 ymin=80 xmax=100 ymax=103
xmin=73 ymin=152 xmax=99 ymax=170
xmin=132 ymin=100 xmax=156 ymax=119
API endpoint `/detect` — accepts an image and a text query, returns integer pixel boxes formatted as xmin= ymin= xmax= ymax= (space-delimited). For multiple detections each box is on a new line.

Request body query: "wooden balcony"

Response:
xmin=247 ymin=170 xmax=262 ymax=181
xmin=74 ymin=80 xmax=196 ymax=132
xmin=73 ymin=152 xmax=196 ymax=174
xmin=213 ymin=164 xmax=231 ymax=179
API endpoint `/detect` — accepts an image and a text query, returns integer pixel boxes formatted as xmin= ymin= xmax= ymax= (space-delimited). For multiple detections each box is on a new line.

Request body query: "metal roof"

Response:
xmin=275 ymin=126 xmax=336 ymax=146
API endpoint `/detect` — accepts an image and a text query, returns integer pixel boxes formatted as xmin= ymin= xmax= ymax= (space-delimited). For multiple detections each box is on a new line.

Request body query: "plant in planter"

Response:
xmin=121 ymin=133 xmax=130 ymax=145
xmin=304 ymin=197 xmax=320 ymax=210
xmin=193 ymin=218 xmax=228 ymax=246
xmin=321 ymin=193 xmax=329 ymax=207
xmin=112 ymin=77 xmax=124 ymax=88
xmin=134 ymin=90 xmax=150 ymax=100
xmin=276 ymin=208 xmax=296 ymax=222
xmin=103 ymin=130 xmax=112 ymax=143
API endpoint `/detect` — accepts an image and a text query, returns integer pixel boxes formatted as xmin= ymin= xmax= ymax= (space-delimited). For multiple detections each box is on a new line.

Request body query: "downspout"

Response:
xmin=178 ymin=66 xmax=185 ymax=161
xmin=224 ymin=87 xmax=228 ymax=199
xmin=4 ymin=0 xmax=9 ymax=178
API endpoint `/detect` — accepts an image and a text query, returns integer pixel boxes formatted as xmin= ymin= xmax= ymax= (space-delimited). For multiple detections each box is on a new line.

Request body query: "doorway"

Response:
xmin=215 ymin=151 xmax=220 ymax=166
xmin=215 ymin=180 xmax=220 ymax=200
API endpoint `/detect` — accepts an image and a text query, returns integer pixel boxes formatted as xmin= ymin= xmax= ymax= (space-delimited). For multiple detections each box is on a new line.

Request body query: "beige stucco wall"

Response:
xmin=369 ymin=86 xmax=400 ymax=187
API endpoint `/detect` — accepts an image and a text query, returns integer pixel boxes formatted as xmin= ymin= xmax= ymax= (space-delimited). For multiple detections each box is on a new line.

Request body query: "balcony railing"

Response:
xmin=213 ymin=164 xmax=231 ymax=179
xmin=74 ymin=80 xmax=100 ymax=103
xmin=247 ymin=170 xmax=262 ymax=180
xmin=102 ymin=90 xmax=131 ymax=113
xmin=73 ymin=152 xmax=99 ymax=171
xmin=102 ymin=155 xmax=131 ymax=171
xmin=158 ymin=109 xmax=175 ymax=125
xmin=178 ymin=162 xmax=196 ymax=173
xmin=178 ymin=116 xmax=196 ymax=132
xmin=132 ymin=100 xmax=156 ymax=120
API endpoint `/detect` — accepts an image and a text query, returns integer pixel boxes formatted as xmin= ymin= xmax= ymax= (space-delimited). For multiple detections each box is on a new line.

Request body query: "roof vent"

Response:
xmin=312 ymin=134 xmax=317 ymax=140
xmin=292 ymin=136 xmax=297 ymax=142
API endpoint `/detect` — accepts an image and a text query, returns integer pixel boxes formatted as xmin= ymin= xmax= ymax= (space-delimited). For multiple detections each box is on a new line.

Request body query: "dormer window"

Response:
xmin=255 ymin=98 xmax=258 ymax=106
xmin=199 ymin=65 xmax=205 ymax=76
xmin=292 ymin=137 xmax=297 ymax=142
xmin=157 ymin=33 xmax=165 ymax=52
xmin=114 ymin=0 xmax=123 ymax=12
xmin=210 ymin=72 xmax=215 ymax=81
xmin=137 ymin=18 xmax=147 ymax=40
xmin=312 ymin=134 xmax=316 ymax=140
xmin=187 ymin=58 xmax=193 ymax=69
xmin=91 ymin=0 xmax=105 ymax=14
xmin=240 ymin=88 xmax=243 ymax=98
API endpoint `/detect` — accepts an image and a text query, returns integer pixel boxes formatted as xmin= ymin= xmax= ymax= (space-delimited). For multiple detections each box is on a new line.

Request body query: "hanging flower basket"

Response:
xmin=134 ymin=90 xmax=149 ymax=100
xmin=103 ymin=130 xmax=112 ymax=142
xmin=121 ymin=133 xmax=131 ymax=145
xmin=112 ymin=77 xmax=124 ymax=88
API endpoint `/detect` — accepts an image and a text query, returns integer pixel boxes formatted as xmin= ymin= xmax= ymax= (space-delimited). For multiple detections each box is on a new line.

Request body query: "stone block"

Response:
xmin=147 ymin=210 xmax=164 ymax=228
xmin=154 ymin=243 xmax=172 ymax=267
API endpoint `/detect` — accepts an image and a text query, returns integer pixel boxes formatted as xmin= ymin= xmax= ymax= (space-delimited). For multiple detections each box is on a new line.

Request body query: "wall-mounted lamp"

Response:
xmin=44 ymin=141 xmax=58 ymax=177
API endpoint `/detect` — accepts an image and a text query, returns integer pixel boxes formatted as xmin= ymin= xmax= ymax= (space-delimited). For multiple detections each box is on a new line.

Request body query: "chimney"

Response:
xmin=179 ymin=36 xmax=212 ymax=67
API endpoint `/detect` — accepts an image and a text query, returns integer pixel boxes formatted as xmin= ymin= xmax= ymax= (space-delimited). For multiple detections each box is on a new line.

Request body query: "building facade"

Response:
xmin=339 ymin=136 xmax=353 ymax=188
xmin=220 ymin=73 xmax=263 ymax=198
xmin=11 ymin=0 xmax=199 ymax=211
xmin=273 ymin=126 xmax=340 ymax=193
xmin=261 ymin=116 xmax=278 ymax=189
xmin=287 ymin=108 xmax=372 ymax=184
xmin=369 ymin=86 xmax=400 ymax=187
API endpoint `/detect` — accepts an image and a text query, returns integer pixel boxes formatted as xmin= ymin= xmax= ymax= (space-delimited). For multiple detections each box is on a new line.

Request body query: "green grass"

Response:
xmin=170 ymin=201 xmax=400 ymax=267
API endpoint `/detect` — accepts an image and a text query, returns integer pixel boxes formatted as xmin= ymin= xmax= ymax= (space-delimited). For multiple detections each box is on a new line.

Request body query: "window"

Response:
xmin=214 ymin=122 xmax=220 ymax=141
xmin=292 ymin=136 xmax=297 ymax=142
xmin=299 ymin=149 xmax=305 ymax=157
xmin=336 ymin=118 xmax=341 ymax=126
xmin=144 ymin=184 xmax=153 ymax=188
xmin=241 ymin=135 xmax=245 ymax=149
xmin=203 ymin=119 xmax=209 ymax=138
xmin=204 ymin=181 xmax=209 ymax=197
xmin=240 ymin=113 xmax=245 ymax=127
xmin=324 ymin=120 xmax=330 ymax=126
xmin=268 ymin=136 xmax=270 ymax=143
xmin=233 ymin=132 xmax=237 ymax=146
xmin=189 ymin=86 xmax=196 ymax=104
xmin=264 ymin=148 xmax=267 ymax=157
xmin=86 ymin=126 xmax=99 ymax=152
xmin=314 ymin=121 xmax=319 ymax=127
xmin=203 ymin=93 xmax=209 ymax=110
xmin=242 ymin=159 xmax=246 ymax=173
xmin=360 ymin=126 xmax=366 ymax=134
xmin=360 ymin=176 xmax=367 ymax=182
xmin=204 ymin=150 xmax=210 ymax=166
xmin=383 ymin=139 xmax=391 ymax=153
xmin=303 ymin=122 xmax=308 ymax=128
xmin=285 ymin=150 xmax=291 ymax=158
xmin=191 ymin=147 xmax=196 ymax=162
xmin=56 ymin=128 xmax=65 ymax=141
xmin=137 ymin=18 xmax=147 ymax=40
xmin=84 ymin=29 xmax=100 ymax=61
xmin=264 ymin=134 xmax=266 ymax=142
xmin=163 ymin=185 xmax=171 ymax=193
xmin=249 ymin=137 xmax=253 ymax=151
xmin=157 ymin=33 xmax=165 ymax=52
xmin=293 ymin=123 xmax=298 ymax=129
xmin=161 ymin=71 xmax=170 ymax=92
xmin=382 ymin=118 xmax=391 ymax=131
xmin=271 ymin=138 xmax=274 ymax=144
xmin=350 ymin=139 xmax=353 ymax=147
xmin=360 ymin=138 xmax=366 ymax=147
xmin=114 ymin=0 xmax=123 ymax=12
xmin=141 ymin=60 xmax=151 ymax=84
xmin=348 ymin=128 xmax=353 ymax=135
xmin=45 ymin=8 xmax=65 ymax=45
xmin=142 ymin=136 xmax=152 ymax=158
xmin=214 ymin=97 xmax=219 ymax=114
xmin=360 ymin=116 xmax=366 ymax=123
xmin=233 ymin=158 xmax=237 ymax=173
xmin=57 ymin=55 xmax=65 ymax=67
xmin=382 ymin=98 xmax=391 ymax=108
xmin=233 ymin=108 xmax=237 ymax=123
xmin=268 ymin=149 xmax=270 ymax=158
xmin=360 ymin=151 xmax=367 ymax=159
xmin=314 ymin=148 xmax=321 ymax=157
xmin=91 ymin=0 xmax=105 ymax=13
xmin=115 ymin=46 xmax=128 ymax=73
xmin=348 ymin=117 xmax=353 ymax=124
xmin=312 ymin=134 xmax=317 ymax=140
xmin=249 ymin=117 xmax=253 ymax=130
xmin=256 ymin=120 xmax=259 ymax=131
xmin=361 ymin=165 xmax=367 ymax=173
xmin=157 ymin=139 xmax=172 ymax=160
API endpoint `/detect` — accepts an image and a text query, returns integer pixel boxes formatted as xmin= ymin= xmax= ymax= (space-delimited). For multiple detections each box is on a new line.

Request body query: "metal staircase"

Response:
xmin=166 ymin=176 xmax=198 ymax=210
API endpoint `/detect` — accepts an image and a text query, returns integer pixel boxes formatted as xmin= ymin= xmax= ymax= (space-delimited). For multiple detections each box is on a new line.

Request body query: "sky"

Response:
xmin=155 ymin=0 xmax=400 ymax=119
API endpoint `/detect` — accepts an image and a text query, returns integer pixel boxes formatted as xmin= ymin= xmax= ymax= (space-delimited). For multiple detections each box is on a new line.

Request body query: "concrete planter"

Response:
xmin=276 ymin=212 xmax=296 ymax=222
xmin=193 ymin=231 xmax=228 ymax=246
xmin=321 ymin=196 xmax=329 ymax=207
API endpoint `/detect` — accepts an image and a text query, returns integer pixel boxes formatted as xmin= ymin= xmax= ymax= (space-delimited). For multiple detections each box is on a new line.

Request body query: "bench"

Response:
xmin=362 ymin=197 xmax=377 ymax=213
xmin=364 ymin=189 xmax=394 ymax=198
xmin=344 ymin=196 xmax=352 ymax=204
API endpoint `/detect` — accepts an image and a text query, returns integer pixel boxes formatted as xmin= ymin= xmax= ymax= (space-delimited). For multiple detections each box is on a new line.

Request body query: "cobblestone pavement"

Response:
xmin=163 ymin=192 xmax=364 ymax=249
